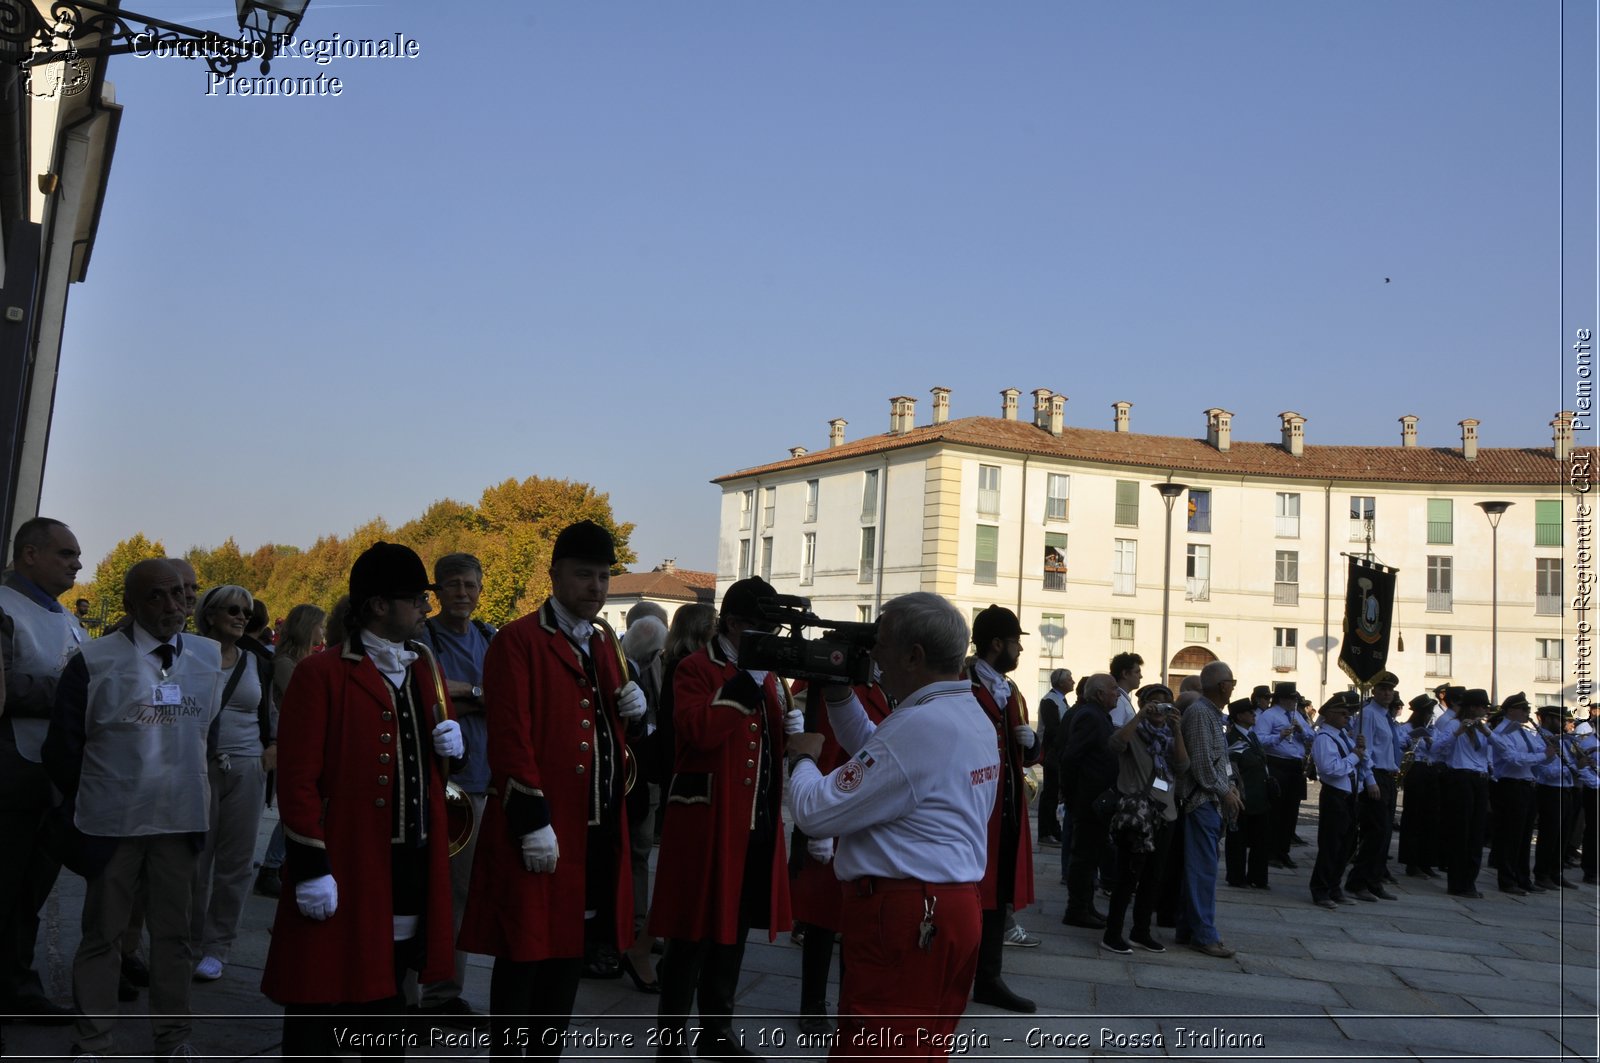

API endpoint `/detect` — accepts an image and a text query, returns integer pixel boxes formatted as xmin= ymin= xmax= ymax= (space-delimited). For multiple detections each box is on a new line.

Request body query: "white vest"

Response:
xmin=74 ymin=631 xmax=222 ymax=836
xmin=0 ymin=584 xmax=85 ymax=761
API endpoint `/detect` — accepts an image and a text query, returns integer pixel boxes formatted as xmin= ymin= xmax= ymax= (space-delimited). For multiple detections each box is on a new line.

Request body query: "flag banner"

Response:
xmin=1338 ymin=556 xmax=1398 ymax=685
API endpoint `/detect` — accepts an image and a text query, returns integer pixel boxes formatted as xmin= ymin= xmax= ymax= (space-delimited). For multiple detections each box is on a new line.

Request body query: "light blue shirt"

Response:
xmin=1255 ymin=703 xmax=1312 ymax=760
xmin=1312 ymin=723 xmax=1372 ymax=793
xmin=1532 ymin=727 xmax=1578 ymax=788
xmin=1425 ymin=708 xmax=1457 ymax=764
xmin=1354 ymin=699 xmax=1400 ymax=773
xmin=1432 ymin=717 xmax=1490 ymax=773
xmin=1488 ymin=720 xmax=1546 ymax=782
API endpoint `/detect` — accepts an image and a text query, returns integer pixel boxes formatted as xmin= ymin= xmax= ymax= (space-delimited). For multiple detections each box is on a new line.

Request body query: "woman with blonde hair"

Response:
xmin=190 ymin=585 xmax=274 ymax=981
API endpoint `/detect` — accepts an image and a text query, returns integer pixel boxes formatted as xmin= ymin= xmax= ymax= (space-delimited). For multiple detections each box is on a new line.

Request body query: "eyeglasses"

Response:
xmin=391 ymin=593 xmax=434 ymax=609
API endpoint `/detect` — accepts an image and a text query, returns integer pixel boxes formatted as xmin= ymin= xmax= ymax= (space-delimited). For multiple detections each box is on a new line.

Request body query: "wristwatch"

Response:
xmin=470 ymin=685 xmax=483 ymax=701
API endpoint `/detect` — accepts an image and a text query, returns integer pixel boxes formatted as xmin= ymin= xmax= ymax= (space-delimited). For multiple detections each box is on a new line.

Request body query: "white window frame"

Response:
xmin=1045 ymin=473 xmax=1070 ymax=521
xmin=762 ymin=486 xmax=776 ymax=529
xmin=1113 ymin=539 xmax=1137 ymax=596
xmin=861 ymin=469 xmax=879 ymax=523
xmin=800 ymin=532 xmax=816 ymax=585
xmin=804 ymin=479 xmax=819 ymax=523
xmin=858 ymin=527 xmax=876 ymax=583
xmin=1272 ymin=627 xmax=1297 ymax=671
xmin=1275 ymin=492 xmax=1301 ymax=538
xmin=1426 ymin=633 xmax=1453 ymax=678
xmin=1535 ymin=637 xmax=1563 ymax=683
xmin=1536 ymin=558 xmax=1562 ymax=616
xmin=759 ymin=536 xmax=773 ymax=581
xmin=1350 ymin=495 xmax=1376 ymax=543
xmin=1274 ymin=550 xmax=1299 ymax=606
xmin=1186 ymin=543 xmax=1211 ymax=601
xmin=977 ymin=464 xmax=1001 ymax=517
xmin=739 ymin=490 xmax=754 ymax=531
xmin=1427 ymin=556 xmax=1453 ymax=612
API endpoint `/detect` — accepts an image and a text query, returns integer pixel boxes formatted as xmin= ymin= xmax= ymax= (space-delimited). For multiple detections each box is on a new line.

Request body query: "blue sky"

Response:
xmin=38 ymin=1 xmax=1598 ymax=575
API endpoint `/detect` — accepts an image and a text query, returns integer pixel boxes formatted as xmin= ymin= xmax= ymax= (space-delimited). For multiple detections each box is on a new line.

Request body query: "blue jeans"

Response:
xmin=1177 ymin=801 xmax=1223 ymax=946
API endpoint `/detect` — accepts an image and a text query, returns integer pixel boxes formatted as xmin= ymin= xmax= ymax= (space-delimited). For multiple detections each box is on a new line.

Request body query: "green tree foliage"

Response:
xmin=69 ymin=476 xmax=636 ymax=630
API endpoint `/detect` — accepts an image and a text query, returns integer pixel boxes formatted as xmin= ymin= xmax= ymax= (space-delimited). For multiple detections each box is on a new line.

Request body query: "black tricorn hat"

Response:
xmin=972 ymin=605 xmax=1027 ymax=650
xmin=551 ymin=520 xmax=617 ymax=565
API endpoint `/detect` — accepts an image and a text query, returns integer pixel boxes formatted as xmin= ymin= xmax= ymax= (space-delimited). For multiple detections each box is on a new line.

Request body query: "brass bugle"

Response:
xmin=592 ymin=616 xmax=638 ymax=795
xmin=412 ymin=638 xmax=479 ymax=857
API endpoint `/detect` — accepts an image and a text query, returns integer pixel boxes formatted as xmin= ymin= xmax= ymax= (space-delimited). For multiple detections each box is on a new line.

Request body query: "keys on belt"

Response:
xmin=917 ymin=894 xmax=938 ymax=951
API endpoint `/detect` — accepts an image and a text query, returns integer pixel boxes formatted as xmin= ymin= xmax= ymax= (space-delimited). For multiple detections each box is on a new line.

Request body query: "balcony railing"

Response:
xmin=1426 ymin=653 xmax=1452 ymax=677
xmin=1185 ymin=577 xmax=1210 ymax=601
xmin=1427 ymin=521 xmax=1453 ymax=544
xmin=1272 ymin=646 xmax=1297 ymax=670
xmin=1426 ymin=590 xmax=1452 ymax=612
xmin=1535 ymin=659 xmax=1563 ymax=683
xmin=1536 ymin=594 xmax=1562 ymax=616
xmin=1113 ymin=573 xmax=1135 ymax=596
xmin=1274 ymin=582 xmax=1299 ymax=606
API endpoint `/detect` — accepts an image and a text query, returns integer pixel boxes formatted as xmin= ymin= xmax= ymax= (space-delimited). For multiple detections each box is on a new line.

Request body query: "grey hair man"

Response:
xmin=1175 ymin=661 xmax=1242 ymax=959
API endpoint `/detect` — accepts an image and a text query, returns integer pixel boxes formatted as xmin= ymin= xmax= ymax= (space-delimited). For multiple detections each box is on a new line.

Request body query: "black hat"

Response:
xmin=1228 ymin=698 xmax=1257 ymax=716
xmin=1445 ymin=685 xmax=1467 ymax=705
xmin=1433 ymin=682 xmax=1450 ymax=695
xmin=350 ymin=542 xmax=434 ymax=606
xmin=1458 ymin=688 xmax=1491 ymax=710
xmin=1501 ymin=692 xmax=1531 ymax=714
xmin=551 ymin=520 xmax=617 ymax=565
xmin=721 ymin=577 xmax=777 ymax=623
xmin=1535 ymin=703 xmax=1573 ymax=720
xmin=1371 ymin=671 xmax=1399 ymax=688
xmin=1321 ymin=690 xmax=1360 ymax=713
xmin=1272 ymin=681 xmax=1299 ymax=702
xmin=1408 ymin=693 xmax=1438 ymax=715
xmin=1251 ymin=685 xmax=1272 ymax=700
xmin=971 ymin=605 xmax=1027 ymax=650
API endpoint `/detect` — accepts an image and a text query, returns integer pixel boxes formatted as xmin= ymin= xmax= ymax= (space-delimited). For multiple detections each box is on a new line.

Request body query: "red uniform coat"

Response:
xmin=261 ymin=638 xmax=456 ymax=1005
xmin=458 ymin=602 xmax=633 ymax=961
xmin=789 ymin=681 xmax=891 ymax=930
xmin=648 ymin=639 xmax=791 ymax=944
xmin=973 ymin=680 xmax=1036 ymax=912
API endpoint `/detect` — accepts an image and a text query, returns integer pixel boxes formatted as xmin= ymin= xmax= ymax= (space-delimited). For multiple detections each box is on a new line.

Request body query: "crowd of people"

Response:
xmin=1 ymin=513 xmax=1596 ymax=1062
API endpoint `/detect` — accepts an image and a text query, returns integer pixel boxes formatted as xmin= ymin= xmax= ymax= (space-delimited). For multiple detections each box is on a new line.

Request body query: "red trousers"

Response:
xmin=831 ymin=879 xmax=980 ymax=1061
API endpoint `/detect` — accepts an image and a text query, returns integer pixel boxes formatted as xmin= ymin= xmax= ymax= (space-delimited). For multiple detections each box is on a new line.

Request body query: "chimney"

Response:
xmin=931 ymin=386 xmax=951 ymax=425
xmin=1554 ymin=410 xmax=1575 ymax=460
xmin=1205 ymin=408 xmax=1233 ymax=452
xmin=1279 ymin=411 xmax=1306 ymax=457
xmin=1112 ymin=401 xmax=1132 ymax=434
xmin=1049 ymin=393 xmax=1066 ymax=436
xmin=888 ymin=397 xmax=903 ymax=434
xmin=1459 ymin=418 xmax=1479 ymax=462
xmin=1000 ymin=388 xmax=1020 ymax=420
xmin=1399 ymin=414 xmax=1419 ymax=447
xmin=828 ymin=418 xmax=847 ymax=448
xmin=1032 ymin=388 xmax=1052 ymax=430
xmin=659 ymin=558 xmax=676 ymax=573
xmin=789 ymin=446 xmax=808 ymax=459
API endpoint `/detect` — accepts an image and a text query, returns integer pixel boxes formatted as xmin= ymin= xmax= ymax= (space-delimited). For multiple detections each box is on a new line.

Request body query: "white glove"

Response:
xmin=432 ymin=719 xmax=464 ymax=759
xmin=784 ymin=709 xmax=805 ymax=735
xmin=521 ymin=825 xmax=559 ymax=874
xmin=1012 ymin=724 xmax=1036 ymax=749
xmin=616 ymin=681 xmax=647 ymax=720
xmin=807 ymin=837 xmax=834 ymax=864
xmin=295 ymin=874 xmax=338 ymax=921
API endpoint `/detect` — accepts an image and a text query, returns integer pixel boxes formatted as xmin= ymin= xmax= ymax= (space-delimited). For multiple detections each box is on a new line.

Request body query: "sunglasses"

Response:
xmin=212 ymin=604 xmax=248 ymax=617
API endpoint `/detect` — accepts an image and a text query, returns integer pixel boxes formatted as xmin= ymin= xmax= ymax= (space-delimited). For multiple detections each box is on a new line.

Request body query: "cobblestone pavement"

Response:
xmin=7 ymin=797 xmax=1597 ymax=1061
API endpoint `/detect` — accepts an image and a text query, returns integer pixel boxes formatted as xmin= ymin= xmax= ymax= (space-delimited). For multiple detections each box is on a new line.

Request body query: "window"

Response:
xmin=1113 ymin=539 xmax=1137 ymax=595
xmin=975 ymin=524 xmax=998 ymax=585
xmin=1536 ymin=558 xmax=1562 ymax=615
xmin=1275 ymin=492 xmax=1301 ymax=538
xmin=1043 ymin=532 xmax=1067 ymax=592
xmin=1274 ymin=550 xmax=1299 ymax=605
xmin=1536 ymin=500 xmax=1562 ymax=547
xmin=977 ymin=464 xmax=1001 ymax=516
xmin=800 ymin=532 xmax=816 ymax=585
xmin=1111 ymin=617 xmax=1136 ymax=651
xmin=1427 ymin=498 xmax=1453 ymax=544
xmin=762 ymin=487 xmax=776 ymax=528
xmin=1350 ymin=496 xmax=1376 ymax=543
xmin=737 ymin=538 xmax=751 ymax=580
xmin=1115 ymin=480 xmax=1140 ymax=527
xmin=1037 ymin=670 xmax=1055 ymax=702
xmin=1187 ymin=489 xmax=1211 ymax=533
xmin=1184 ymin=622 xmax=1210 ymax=643
xmin=759 ymin=537 xmax=773 ymax=581
xmin=1273 ymin=627 xmax=1297 ymax=671
xmin=1425 ymin=634 xmax=1453 ymax=677
xmin=1535 ymin=693 xmax=1563 ymax=710
xmin=1045 ymin=474 xmax=1070 ymax=521
xmin=739 ymin=490 xmax=754 ymax=531
xmin=857 ymin=605 xmax=873 ymax=623
xmin=1185 ymin=544 xmax=1211 ymax=601
xmin=1039 ymin=613 xmax=1066 ymax=656
xmin=804 ymin=479 xmax=819 ymax=523
xmin=858 ymin=527 xmax=876 ymax=583
xmin=1426 ymin=556 xmax=1453 ymax=612
xmin=1536 ymin=638 xmax=1563 ymax=683
xmin=861 ymin=469 xmax=879 ymax=522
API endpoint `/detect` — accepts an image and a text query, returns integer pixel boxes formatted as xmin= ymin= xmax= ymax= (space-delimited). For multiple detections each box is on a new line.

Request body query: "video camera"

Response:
xmin=738 ymin=593 xmax=877 ymax=687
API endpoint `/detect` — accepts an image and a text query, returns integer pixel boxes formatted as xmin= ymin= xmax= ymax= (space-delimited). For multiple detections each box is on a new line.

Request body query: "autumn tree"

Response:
xmin=73 ymin=533 xmax=167 ymax=626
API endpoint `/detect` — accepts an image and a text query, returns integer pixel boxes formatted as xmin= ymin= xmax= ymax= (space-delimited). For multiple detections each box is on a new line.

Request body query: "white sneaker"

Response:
xmin=193 ymin=956 xmax=223 ymax=981
xmin=1002 ymin=923 xmax=1041 ymax=948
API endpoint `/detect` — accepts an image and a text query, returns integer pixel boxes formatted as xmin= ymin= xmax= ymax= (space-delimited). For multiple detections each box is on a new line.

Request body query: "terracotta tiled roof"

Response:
xmin=714 ymin=416 xmax=1582 ymax=487
xmin=609 ymin=568 xmax=716 ymax=604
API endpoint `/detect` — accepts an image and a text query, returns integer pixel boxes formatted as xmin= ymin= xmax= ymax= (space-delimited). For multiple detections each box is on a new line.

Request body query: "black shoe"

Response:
xmin=414 ymin=997 xmax=486 ymax=1028
xmin=1061 ymin=910 xmax=1107 ymax=930
xmin=1269 ymin=857 xmax=1298 ymax=870
xmin=1525 ymin=881 xmax=1549 ymax=893
xmin=121 ymin=954 xmax=150 ymax=989
xmin=1501 ymin=885 xmax=1528 ymax=896
xmin=620 ymin=954 xmax=660 ymax=994
xmin=1225 ymin=880 xmax=1248 ymax=888
xmin=1333 ymin=893 xmax=1357 ymax=906
xmin=702 ymin=1027 xmax=761 ymax=1061
xmin=6 ymin=995 xmax=75 ymax=1025
xmin=972 ymin=978 xmax=1036 ymax=1013
xmin=797 ymin=1014 xmax=831 ymax=1037
xmin=1290 ymin=833 xmax=1308 ymax=846
xmin=1128 ymin=930 xmax=1166 ymax=953
xmin=1313 ymin=897 xmax=1338 ymax=909
xmin=1099 ymin=934 xmax=1132 ymax=955
xmin=253 ymin=866 xmax=281 ymax=898
xmin=1447 ymin=889 xmax=1485 ymax=898
xmin=118 ymin=974 xmax=139 ymax=1003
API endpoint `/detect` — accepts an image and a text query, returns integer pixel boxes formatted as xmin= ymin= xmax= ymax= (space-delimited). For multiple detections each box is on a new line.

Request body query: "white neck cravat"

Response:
xmin=363 ymin=632 xmax=417 ymax=686
xmin=548 ymin=598 xmax=594 ymax=655
xmin=973 ymin=659 xmax=1010 ymax=709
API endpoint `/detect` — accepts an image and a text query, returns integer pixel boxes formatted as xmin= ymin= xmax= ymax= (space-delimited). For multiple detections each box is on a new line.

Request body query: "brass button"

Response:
xmin=379 ymin=754 xmax=391 ymax=764
xmin=749 ymin=722 xmax=759 ymax=732
xmin=380 ymin=733 xmax=393 ymax=744
xmin=381 ymin=711 xmax=394 ymax=721
xmin=378 ymin=775 xmax=390 ymax=785
xmin=579 ymin=678 xmax=588 ymax=688
xmin=580 ymin=719 xmax=592 ymax=730
xmin=576 ymin=764 xmax=587 ymax=775
xmin=375 ymin=798 xmax=387 ymax=807
xmin=580 ymin=742 xmax=591 ymax=752
xmin=580 ymin=699 xmax=591 ymax=709
xmin=748 ymin=742 xmax=758 ymax=751
xmin=746 ymin=759 xmax=755 ymax=768
xmin=742 ymin=778 xmax=753 ymax=787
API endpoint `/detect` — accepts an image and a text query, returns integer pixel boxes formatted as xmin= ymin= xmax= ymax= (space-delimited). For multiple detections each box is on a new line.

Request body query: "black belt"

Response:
xmin=1372 ymin=768 xmax=1396 ymax=778
xmin=1444 ymin=768 xmax=1488 ymax=779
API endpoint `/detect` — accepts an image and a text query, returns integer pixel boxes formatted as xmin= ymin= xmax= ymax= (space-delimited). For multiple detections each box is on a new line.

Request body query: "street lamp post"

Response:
xmin=1153 ymin=481 xmax=1189 ymax=687
xmin=1476 ymin=501 xmax=1513 ymax=704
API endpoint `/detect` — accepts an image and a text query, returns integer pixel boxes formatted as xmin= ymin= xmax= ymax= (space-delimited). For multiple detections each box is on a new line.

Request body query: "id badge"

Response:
xmin=1152 ymin=777 xmax=1170 ymax=792
xmin=152 ymin=683 xmax=183 ymax=706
